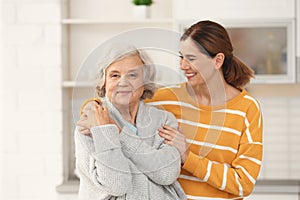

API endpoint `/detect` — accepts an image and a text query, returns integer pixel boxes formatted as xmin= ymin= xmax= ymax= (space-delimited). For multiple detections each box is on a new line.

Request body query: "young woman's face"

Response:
xmin=179 ymin=37 xmax=217 ymax=88
xmin=105 ymin=55 xmax=145 ymax=108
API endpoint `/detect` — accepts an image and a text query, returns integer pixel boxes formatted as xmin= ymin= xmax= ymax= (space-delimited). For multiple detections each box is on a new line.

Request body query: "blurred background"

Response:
xmin=1 ymin=0 xmax=300 ymax=199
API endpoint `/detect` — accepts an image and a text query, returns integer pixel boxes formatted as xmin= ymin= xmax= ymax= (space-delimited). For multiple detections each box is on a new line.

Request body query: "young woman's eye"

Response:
xmin=179 ymin=55 xmax=195 ymax=62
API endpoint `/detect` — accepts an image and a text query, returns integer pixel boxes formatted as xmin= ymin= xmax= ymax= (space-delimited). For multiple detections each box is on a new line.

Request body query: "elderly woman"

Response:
xmin=74 ymin=43 xmax=186 ymax=200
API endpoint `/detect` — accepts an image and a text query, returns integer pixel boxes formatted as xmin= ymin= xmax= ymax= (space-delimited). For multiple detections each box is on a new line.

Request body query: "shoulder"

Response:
xmin=145 ymin=83 xmax=185 ymax=104
xmin=226 ymin=89 xmax=262 ymax=119
xmin=142 ymin=101 xmax=172 ymax=115
xmin=241 ymin=90 xmax=261 ymax=111
xmin=237 ymin=90 xmax=262 ymax=120
xmin=141 ymin=101 xmax=177 ymax=121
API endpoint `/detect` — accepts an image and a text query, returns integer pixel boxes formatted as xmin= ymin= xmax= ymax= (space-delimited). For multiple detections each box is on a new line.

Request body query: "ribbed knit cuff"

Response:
xmin=90 ymin=125 xmax=121 ymax=153
xmin=119 ymin=126 xmax=142 ymax=158
xmin=182 ymin=151 xmax=207 ymax=180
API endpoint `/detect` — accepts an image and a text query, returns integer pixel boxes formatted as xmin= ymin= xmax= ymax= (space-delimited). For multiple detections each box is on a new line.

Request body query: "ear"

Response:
xmin=214 ymin=53 xmax=225 ymax=69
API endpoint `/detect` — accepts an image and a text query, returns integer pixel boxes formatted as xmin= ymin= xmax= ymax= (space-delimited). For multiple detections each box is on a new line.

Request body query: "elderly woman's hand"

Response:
xmin=77 ymin=101 xmax=121 ymax=135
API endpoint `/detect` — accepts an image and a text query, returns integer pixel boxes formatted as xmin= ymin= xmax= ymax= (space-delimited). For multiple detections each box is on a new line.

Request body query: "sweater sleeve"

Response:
xmin=119 ymin=111 xmax=182 ymax=186
xmin=74 ymin=125 xmax=132 ymax=197
xmin=182 ymin=103 xmax=263 ymax=197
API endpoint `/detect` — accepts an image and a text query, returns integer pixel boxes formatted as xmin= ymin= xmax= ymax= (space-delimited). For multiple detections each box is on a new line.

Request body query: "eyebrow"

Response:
xmin=128 ymin=69 xmax=141 ymax=72
xmin=107 ymin=70 xmax=120 ymax=74
xmin=179 ymin=52 xmax=196 ymax=58
xmin=107 ymin=68 xmax=141 ymax=74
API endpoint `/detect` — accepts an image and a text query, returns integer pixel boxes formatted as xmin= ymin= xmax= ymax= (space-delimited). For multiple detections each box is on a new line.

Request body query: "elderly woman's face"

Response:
xmin=105 ymin=54 xmax=144 ymax=108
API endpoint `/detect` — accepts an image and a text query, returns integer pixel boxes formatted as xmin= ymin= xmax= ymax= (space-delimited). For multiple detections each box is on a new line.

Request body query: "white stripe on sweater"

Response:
xmin=244 ymin=117 xmax=253 ymax=143
xmin=235 ymin=171 xmax=243 ymax=197
xmin=236 ymin=165 xmax=255 ymax=184
xmin=186 ymin=138 xmax=238 ymax=154
xmin=215 ymin=109 xmax=246 ymax=117
xmin=244 ymin=95 xmax=262 ymax=127
xmin=178 ymin=119 xmax=241 ymax=136
xmin=244 ymin=95 xmax=260 ymax=110
xmin=220 ymin=164 xmax=228 ymax=190
xmin=147 ymin=102 xmax=247 ymax=118
xmin=203 ymin=160 xmax=212 ymax=182
xmin=239 ymin=155 xmax=262 ymax=165
xmin=147 ymin=100 xmax=200 ymax=110
xmin=186 ymin=195 xmax=243 ymax=200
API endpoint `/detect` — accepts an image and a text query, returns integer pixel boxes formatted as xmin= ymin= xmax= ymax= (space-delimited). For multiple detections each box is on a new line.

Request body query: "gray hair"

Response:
xmin=96 ymin=43 xmax=156 ymax=100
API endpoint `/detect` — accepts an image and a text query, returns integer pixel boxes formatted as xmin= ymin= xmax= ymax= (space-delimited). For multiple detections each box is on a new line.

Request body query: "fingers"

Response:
xmin=92 ymin=104 xmax=111 ymax=125
xmin=158 ymin=128 xmax=174 ymax=141
xmin=102 ymin=106 xmax=108 ymax=112
xmin=77 ymin=119 xmax=87 ymax=127
xmin=76 ymin=120 xmax=91 ymax=135
xmin=85 ymin=104 xmax=105 ymax=117
xmin=82 ymin=102 xmax=103 ymax=117
xmin=79 ymin=113 xmax=87 ymax=121
xmin=82 ymin=101 xmax=97 ymax=114
xmin=158 ymin=125 xmax=178 ymax=141
xmin=162 ymin=124 xmax=177 ymax=132
xmin=80 ymin=128 xmax=91 ymax=135
xmin=163 ymin=124 xmax=185 ymax=135
xmin=93 ymin=104 xmax=107 ymax=114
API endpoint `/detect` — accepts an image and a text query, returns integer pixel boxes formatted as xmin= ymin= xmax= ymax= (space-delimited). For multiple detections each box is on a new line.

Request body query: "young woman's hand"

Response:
xmin=158 ymin=124 xmax=188 ymax=163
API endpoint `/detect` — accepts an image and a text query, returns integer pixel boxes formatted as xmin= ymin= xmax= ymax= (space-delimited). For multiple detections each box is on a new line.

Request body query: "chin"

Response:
xmin=113 ymin=99 xmax=130 ymax=106
xmin=187 ymin=79 xmax=198 ymax=87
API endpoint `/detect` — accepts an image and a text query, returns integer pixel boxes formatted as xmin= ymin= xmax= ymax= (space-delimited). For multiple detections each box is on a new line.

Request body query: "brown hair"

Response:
xmin=181 ymin=20 xmax=254 ymax=89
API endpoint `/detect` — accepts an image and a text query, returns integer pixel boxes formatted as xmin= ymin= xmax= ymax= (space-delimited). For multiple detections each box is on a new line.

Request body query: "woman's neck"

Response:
xmin=187 ymin=81 xmax=240 ymax=106
xmin=116 ymin=102 xmax=139 ymax=125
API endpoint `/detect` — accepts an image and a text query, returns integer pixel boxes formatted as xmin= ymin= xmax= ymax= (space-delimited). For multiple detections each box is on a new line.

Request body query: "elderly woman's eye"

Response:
xmin=111 ymin=73 xmax=120 ymax=78
xmin=128 ymin=72 xmax=137 ymax=78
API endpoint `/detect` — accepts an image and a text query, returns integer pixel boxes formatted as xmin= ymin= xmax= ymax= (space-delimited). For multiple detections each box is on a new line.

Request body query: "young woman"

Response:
xmin=146 ymin=20 xmax=263 ymax=199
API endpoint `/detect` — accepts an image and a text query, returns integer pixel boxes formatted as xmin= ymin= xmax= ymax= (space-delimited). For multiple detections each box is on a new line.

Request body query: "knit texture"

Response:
xmin=75 ymin=97 xmax=186 ymax=200
xmin=145 ymin=83 xmax=263 ymax=200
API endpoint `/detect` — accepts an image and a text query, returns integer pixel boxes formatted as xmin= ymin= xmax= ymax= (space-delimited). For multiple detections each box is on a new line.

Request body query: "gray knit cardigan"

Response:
xmin=74 ymin=97 xmax=186 ymax=200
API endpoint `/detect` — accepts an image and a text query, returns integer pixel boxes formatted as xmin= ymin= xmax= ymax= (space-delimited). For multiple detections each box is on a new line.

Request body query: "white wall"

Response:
xmin=173 ymin=0 xmax=295 ymax=20
xmin=0 ymin=0 xmax=4 ymax=199
xmin=1 ymin=0 xmax=69 ymax=199
xmin=252 ymin=88 xmax=300 ymax=179
xmin=297 ymin=0 xmax=300 ymax=57
xmin=297 ymin=0 xmax=300 ymax=82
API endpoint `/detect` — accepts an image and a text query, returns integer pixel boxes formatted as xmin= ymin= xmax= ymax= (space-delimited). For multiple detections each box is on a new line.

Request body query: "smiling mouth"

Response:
xmin=116 ymin=91 xmax=131 ymax=94
xmin=186 ymin=73 xmax=196 ymax=79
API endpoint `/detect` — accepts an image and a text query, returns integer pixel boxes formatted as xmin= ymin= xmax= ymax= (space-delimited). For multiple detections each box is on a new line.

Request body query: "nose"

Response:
xmin=180 ymin=58 xmax=190 ymax=70
xmin=118 ymin=75 xmax=129 ymax=86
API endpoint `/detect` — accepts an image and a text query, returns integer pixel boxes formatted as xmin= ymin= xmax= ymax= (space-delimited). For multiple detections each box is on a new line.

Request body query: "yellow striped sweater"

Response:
xmin=145 ymin=83 xmax=263 ymax=200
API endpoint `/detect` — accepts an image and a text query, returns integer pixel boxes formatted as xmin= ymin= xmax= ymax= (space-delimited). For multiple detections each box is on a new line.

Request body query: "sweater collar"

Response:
xmin=101 ymin=97 xmax=150 ymax=131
